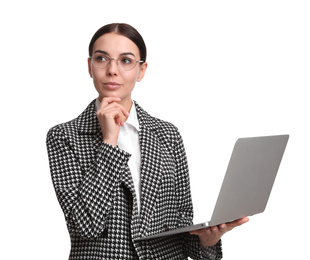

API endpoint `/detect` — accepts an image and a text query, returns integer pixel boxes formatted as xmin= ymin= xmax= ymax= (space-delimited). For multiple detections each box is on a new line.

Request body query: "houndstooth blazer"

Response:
xmin=46 ymin=99 xmax=222 ymax=260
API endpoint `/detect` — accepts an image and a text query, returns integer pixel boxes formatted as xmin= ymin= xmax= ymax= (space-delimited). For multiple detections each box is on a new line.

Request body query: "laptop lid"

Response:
xmin=209 ymin=135 xmax=289 ymax=226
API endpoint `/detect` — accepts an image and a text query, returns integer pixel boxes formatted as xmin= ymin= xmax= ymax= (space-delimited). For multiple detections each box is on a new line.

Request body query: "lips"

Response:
xmin=103 ymin=82 xmax=122 ymax=90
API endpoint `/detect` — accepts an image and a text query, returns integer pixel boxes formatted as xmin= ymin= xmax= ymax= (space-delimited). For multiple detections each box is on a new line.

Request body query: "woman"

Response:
xmin=46 ymin=23 xmax=248 ymax=259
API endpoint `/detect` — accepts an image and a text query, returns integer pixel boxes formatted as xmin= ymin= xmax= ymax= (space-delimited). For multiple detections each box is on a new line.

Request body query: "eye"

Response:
xmin=120 ymin=56 xmax=134 ymax=65
xmin=95 ymin=55 xmax=108 ymax=62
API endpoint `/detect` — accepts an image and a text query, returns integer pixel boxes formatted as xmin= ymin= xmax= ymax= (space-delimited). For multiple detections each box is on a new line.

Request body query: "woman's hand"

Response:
xmin=96 ymin=97 xmax=130 ymax=147
xmin=189 ymin=217 xmax=249 ymax=247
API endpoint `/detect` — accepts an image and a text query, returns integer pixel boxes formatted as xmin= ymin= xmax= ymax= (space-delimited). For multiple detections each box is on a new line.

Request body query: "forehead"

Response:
xmin=92 ymin=33 xmax=140 ymax=57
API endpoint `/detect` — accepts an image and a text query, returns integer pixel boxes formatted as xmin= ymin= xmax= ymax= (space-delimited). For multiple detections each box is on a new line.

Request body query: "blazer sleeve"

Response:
xmin=46 ymin=125 xmax=130 ymax=239
xmin=173 ymin=130 xmax=223 ymax=259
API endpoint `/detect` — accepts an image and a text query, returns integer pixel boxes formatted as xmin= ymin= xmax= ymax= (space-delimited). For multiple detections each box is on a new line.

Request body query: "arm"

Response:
xmin=47 ymin=97 xmax=131 ymax=238
xmin=46 ymin=126 xmax=130 ymax=238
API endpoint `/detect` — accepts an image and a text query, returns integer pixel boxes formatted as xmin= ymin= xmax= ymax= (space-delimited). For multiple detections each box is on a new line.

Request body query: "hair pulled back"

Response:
xmin=88 ymin=23 xmax=147 ymax=62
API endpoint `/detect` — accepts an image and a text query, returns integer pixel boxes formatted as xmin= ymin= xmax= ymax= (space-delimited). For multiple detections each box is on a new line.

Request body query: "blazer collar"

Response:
xmin=76 ymin=99 xmax=100 ymax=134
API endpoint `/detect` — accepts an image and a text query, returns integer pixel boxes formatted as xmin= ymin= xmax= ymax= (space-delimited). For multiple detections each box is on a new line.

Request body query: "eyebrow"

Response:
xmin=94 ymin=50 xmax=136 ymax=57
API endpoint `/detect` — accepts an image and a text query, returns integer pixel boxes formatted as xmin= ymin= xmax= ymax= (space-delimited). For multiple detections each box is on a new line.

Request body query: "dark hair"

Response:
xmin=88 ymin=23 xmax=147 ymax=62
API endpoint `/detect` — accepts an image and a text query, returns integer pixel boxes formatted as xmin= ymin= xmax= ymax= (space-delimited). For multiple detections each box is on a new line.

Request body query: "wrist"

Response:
xmin=103 ymin=138 xmax=117 ymax=147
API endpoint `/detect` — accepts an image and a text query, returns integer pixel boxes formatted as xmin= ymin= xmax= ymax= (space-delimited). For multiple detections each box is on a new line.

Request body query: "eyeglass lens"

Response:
xmin=92 ymin=54 xmax=138 ymax=71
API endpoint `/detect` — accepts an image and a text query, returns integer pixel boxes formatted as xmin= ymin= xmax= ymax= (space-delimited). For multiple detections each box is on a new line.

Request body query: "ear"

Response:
xmin=137 ymin=62 xmax=148 ymax=82
xmin=88 ymin=58 xmax=93 ymax=78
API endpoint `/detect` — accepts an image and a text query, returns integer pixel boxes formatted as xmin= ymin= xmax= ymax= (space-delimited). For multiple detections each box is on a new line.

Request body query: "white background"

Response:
xmin=1 ymin=0 xmax=309 ymax=259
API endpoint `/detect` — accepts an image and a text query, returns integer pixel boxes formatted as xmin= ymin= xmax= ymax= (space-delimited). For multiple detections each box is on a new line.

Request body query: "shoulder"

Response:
xmin=47 ymin=99 xmax=97 ymax=140
xmin=47 ymin=118 xmax=76 ymax=143
xmin=134 ymin=101 xmax=182 ymax=143
xmin=153 ymin=116 xmax=180 ymax=138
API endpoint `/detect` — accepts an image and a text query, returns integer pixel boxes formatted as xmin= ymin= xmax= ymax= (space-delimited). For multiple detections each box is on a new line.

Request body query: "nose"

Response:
xmin=106 ymin=58 xmax=119 ymax=76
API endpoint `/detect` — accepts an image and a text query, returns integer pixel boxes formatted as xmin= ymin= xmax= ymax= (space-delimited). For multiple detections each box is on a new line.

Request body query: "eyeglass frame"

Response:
xmin=90 ymin=51 xmax=144 ymax=71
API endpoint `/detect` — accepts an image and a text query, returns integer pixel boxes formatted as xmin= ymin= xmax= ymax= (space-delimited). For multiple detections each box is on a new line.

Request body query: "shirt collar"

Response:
xmin=95 ymin=98 xmax=140 ymax=131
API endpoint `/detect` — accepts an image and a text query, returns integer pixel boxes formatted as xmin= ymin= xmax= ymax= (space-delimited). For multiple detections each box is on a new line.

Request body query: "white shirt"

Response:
xmin=95 ymin=99 xmax=141 ymax=215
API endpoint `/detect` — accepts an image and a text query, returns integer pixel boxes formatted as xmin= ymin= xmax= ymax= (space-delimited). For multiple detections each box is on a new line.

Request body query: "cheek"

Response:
xmin=91 ymin=68 xmax=103 ymax=81
xmin=122 ymin=71 xmax=139 ymax=86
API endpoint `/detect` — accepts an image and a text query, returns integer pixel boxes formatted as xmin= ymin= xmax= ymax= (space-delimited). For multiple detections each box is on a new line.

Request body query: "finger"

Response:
xmin=189 ymin=227 xmax=211 ymax=236
xmin=100 ymin=101 xmax=130 ymax=119
xmin=205 ymin=228 xmax=211 ymax=234
xmin=110 ymin=109 xmax=124 ymax=123
xmin=114 ymin=114 xmax=121 ymax=125
xmin=231 ymin=217 xmax=249 ymax=226
xmin=211 ymin=225 xmax=218 ymax=232
xmin=218 ymin=224 xmax=227 ymax=233
xmin=97 ymin=106 xmax=123 ymax=125
xmin=113 ymin=109 xmax=128 ymax=126
xmin=100 ymin=97 xmax=121 ymax=108
xmin=119 ymin=117 xmax=126 ymax=126
xmin=116 ymin=112 xmax=127 ymax=127
xmin=226 ymin=217 xmax=249 ymax=231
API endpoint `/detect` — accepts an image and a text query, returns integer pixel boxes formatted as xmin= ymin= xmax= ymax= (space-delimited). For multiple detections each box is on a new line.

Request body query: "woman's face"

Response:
xmin=88 ymin=33 xmax=147 ymax=109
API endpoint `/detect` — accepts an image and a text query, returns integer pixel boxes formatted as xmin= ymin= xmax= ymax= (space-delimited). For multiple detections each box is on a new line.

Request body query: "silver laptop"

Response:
xmin=136 ymin=135 xmax=289 ymax=241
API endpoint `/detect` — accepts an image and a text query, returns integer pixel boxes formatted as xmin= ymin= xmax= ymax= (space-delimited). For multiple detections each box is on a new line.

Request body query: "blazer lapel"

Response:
xmin=75 ymin=100 xmax=103 ymax=172
xmin=135 ymin=102 xmax=163 ymax=235
xmin=77 ymin=99 xmax=101 ymax=135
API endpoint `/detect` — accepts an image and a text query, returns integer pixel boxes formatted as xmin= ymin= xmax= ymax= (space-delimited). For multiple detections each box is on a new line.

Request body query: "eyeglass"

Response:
xmin=91 ymin=53 xmax=144 ymax=71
